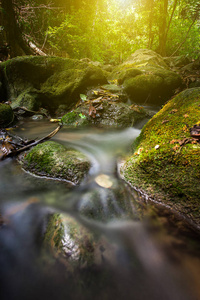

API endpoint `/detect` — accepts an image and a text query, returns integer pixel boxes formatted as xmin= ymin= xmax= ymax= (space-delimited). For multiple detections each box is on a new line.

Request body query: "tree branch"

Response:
xmin=170 ymin=16 xmax=197 ymax=57
xmin=0 ymin=124 xmax=62 ymax=161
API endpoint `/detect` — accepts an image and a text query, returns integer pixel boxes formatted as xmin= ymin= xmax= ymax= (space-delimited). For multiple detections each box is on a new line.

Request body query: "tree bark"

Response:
xmin=147 ymin=0 xmax=154 ymax=49
xmin=158 ymin=0 xmax=168 ymax=56
xmin=1 ymin=0 xmax=34 ymax=57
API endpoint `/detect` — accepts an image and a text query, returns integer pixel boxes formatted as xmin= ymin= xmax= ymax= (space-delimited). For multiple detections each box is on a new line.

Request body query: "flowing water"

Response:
xmin=0 ymin=120 xmax=200 ymax=300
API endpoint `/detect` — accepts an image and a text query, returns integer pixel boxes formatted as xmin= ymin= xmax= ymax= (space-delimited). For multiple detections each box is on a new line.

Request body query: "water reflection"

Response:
xmin=0 ymin=122 xmax=199 ymax=300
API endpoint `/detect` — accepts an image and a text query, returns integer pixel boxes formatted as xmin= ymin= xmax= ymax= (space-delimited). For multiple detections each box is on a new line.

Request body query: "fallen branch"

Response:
xmin=0 ymin=124 xmax=62 ymax=161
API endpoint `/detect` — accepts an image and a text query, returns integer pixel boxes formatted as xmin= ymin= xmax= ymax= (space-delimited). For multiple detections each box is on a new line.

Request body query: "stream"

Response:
xmin=0 ymin=120 xmax=200 ymax=300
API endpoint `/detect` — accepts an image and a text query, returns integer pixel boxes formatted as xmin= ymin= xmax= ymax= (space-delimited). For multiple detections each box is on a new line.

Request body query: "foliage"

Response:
xmin=1 ymin=0 xmax=200 ymax=61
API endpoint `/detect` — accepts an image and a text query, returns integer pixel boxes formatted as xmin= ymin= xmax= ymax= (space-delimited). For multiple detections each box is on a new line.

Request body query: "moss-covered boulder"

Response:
xmin=11 ymin=88 xmax=41 ymax=111
xmin=20 ymin=141 xmax=90 ymax=184
xmin=0 ymin=103 xmax=14 ymax=127
xmin=62 ymin=101 xmax=149 ymax=128
xmin=123 ymin=88 xmax=200 ymax=226
xmin=43 ymin=213 xmax=96 ymax=265
xmin=0 ymin=56 xmax=107 ymax=114
xmin=110 ymin=49 xmax=183 ymax=105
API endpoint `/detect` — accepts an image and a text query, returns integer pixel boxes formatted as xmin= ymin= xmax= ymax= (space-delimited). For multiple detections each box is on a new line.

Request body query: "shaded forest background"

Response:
xmin=0 ymin=0 xmax=200 ymax=63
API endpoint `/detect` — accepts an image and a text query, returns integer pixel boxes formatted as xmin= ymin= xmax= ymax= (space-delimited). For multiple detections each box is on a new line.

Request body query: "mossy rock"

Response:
xmin=101 ymin=84 xmax=122 ymax=93
xmin=123 ymin=87 xmax=200 ymax=226
xmin=0 ymin=56 xmax=107 ymax=114
xmin=43 ymin=213 xmax=96 ymax=265
xmin=20 ymin=141 xmax=90 ymax=184
xmin=117 ymin=68 xmax=143 ymax=85
xmin=125 ymin=49 xmax=169 ymax=68
xmin=123 ymin=74 xmax=163 ymax=101
xmin=62 ymin=101 xmax=148 ymax=128
xmin=163 ymin=55 xmax=190 ymax=68
xmin=43 ymin=211 xmax=127 ymax=268
xmin=110 ymin=49 xmax=183 ymax=105
xmin=11 ymin=88 xmax=41 ymax=111
xmin=43 ymin=213 xmax=65 ymax=253
xmin=0 ymin=103 xmax=14 ymax=127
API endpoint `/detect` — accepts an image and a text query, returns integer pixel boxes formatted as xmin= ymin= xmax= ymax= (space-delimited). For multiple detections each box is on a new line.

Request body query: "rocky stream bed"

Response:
xmin=0 ymin=49 xmax=200 ymax=300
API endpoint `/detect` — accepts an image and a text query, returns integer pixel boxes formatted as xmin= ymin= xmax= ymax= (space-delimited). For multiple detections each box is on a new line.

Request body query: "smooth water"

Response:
xmin=0 ymin=120 xmax=200 ymax=300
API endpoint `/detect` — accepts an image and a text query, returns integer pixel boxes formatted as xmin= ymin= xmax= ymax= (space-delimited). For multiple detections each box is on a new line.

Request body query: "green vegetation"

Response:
xmin=1 ymin=0 xmax=200 ymax=63
xmin=0 ymin=103 xmax=14 ymax=127
xmin=123 ymin=88 xmax=200 ymax=225
xmin=0 ymin=56 xmax=107 ymax=113
xmin=61 ymin=101 xmax=148 ymax=128
xmin=21 ymin=141 xmax=90 ymax=184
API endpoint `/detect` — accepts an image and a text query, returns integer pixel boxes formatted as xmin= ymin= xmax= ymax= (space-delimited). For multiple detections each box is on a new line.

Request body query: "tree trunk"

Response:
xmin=158 ymin=0 xmax=168 ymax=56
xmin=1 ymin=0 xmax=34 ymax=57
xmin=147 ymin=0 xmax=154 ymax=49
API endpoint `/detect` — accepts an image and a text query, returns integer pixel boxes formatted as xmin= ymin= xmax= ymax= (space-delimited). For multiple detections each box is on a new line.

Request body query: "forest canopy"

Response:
xmin=0 ymin=0 xmax=200 ymax=63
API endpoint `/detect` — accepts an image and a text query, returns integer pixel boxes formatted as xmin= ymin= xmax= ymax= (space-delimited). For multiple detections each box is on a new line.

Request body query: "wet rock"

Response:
xmin=11 ymin=89 xmax=41 ymax=111
xmin=62 ymin=100 xmax=148 ymax=128
xmin=0 ymin=56 xmax=107 ymax=114
xmin=123 ymin=87 xmax=200 ymax=226
xmin=110 ymin=49 xmax=183 ymax=105
xmin=20 ymin=141 xmax=90 ymax=184
xmin=43 ymin=213 xmax=96 ymax=266
xmin=31 ymin=114 xmax=44 ymax=120
xmin=0 ymin=103 xmax=14 ymax=128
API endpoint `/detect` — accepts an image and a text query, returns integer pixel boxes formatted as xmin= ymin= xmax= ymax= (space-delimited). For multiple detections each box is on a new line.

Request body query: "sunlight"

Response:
xmin=112 ymin=0 xmax=133 ymax=6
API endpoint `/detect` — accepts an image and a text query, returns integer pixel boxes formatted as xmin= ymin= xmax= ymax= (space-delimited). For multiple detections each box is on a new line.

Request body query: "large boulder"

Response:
xmin=123 ymin=88 xmax=200 ymax=226
xmin=20 ymin=141 xmax=90 ymax=184
xmin=110 ymin=49 xmax=183 ymax=105
xmin=61 ymin=100 xmax=149 ymax=128
xmin=0 ymin=56 xmax=107 ymax=114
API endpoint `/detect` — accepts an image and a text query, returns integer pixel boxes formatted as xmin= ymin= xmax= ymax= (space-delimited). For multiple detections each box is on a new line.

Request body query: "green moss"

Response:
xmin=61 ymin=101 xmax=147 ymax=128
xmin=123 ymin=88 xmax=200 ymax=225
xmin=117 ymin=68 xmax=143 ymax=84
xmin=43 ymin=212 xmax=96 ymax=265
xmin=11 ymin=89 xmax=41 ymax=110
xmin=109 ymin=50 xmax=182 ymax=105
xmin=61 ymin=111 xmax=89 ymax=127
xmin=124 ymin=74 xmax=163 ymax=93
xmin=43 ymin=213 xmax=65 ymax=252
xmin=21 ymin=141 xmax=90 ymax=184
xmin=1 ymin=56 xmax=107 ymax=113
xmin=0 ymin=103 xmax=14 ymax=127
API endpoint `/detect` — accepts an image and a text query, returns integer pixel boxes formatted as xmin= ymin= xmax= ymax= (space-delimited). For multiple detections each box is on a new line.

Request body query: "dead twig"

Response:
xmin=0 ymin=124 xmax=62 ymax=161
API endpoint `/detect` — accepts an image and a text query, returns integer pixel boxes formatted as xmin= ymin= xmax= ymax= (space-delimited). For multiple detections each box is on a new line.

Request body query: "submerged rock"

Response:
xmin=0 ymin=56 xmax=107 ymax=114
xmin=20 ymin=141 xmax=90 ymax=184
xmin=0 ymin=103 xmax=14 ymax=127
xmin=43 ymin=213 xmax=96 ymax=266
xmin=110 ymin=49 xmax=182 ymax=105
xmin=123 ymin=88 xmax=200 ymax=226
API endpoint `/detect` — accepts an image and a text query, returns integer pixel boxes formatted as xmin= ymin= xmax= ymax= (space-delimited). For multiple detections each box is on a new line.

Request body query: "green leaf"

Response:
xmin=80 ymin=94 xmax=87 ymax=101
xmin=79 ymin=113 xmax=86 ymax=119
